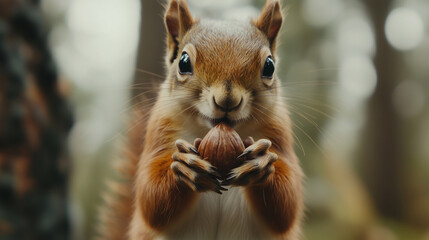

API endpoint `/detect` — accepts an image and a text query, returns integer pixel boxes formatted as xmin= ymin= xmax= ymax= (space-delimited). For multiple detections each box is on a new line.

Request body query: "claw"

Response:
xmin=225 ymin=171 xmax=234 ymax=179
xmin=237 ymin=151 xmax=249 ymax=159
xmin=172 ymin=144 xmax=226 ymax=194
xmin=221 ymin=180 xmax=232 ymax=186
xmin=209 ymin=169 xmax=222 ymax=180
xmin=208 ymin=174 xmax=222 ymax=187
xmin=190 ymin=147 xmax=200 ymax=155
xmin=221 ymin=174 xmax=235 ymax=186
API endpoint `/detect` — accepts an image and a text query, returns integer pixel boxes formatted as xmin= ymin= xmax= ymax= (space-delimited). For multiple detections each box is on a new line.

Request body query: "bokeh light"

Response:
xmin=302 ymin=0 xmax=344 ymax=27
xmin=385 ymin=8 xmax=425 ymax=51
xmin=337 ymin=17 xmax=375 ymax=57
xmin=338 ymin=55 xmax=377 ymax=100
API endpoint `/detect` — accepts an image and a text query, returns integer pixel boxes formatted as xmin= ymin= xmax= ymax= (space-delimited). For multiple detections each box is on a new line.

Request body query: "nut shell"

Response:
xmin=198 ymin=123 xmax=245 ymax=178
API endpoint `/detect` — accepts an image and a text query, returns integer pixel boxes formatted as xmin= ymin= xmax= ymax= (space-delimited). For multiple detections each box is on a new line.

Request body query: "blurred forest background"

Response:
xmin=0 ymin=0 xmax=428 ymax=239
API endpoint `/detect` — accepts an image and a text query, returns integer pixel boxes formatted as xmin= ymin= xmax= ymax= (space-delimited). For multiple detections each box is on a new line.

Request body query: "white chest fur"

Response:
xmin=159 ymin=187 xmax=275 ymax=240
xmin=163 ymin=119 xmax=272 ymax=239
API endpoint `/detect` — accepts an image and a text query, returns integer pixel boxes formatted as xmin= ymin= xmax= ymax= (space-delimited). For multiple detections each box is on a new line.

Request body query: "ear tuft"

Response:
xmin=255 ymin=0 xmax=283 ymax=48
xmin=165 ymin=0 xmax=194 ymax=63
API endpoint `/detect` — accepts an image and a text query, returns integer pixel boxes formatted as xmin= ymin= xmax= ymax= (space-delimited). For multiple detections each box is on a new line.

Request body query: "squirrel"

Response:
xmin=98 ymin=0 xmax=304 ymax=239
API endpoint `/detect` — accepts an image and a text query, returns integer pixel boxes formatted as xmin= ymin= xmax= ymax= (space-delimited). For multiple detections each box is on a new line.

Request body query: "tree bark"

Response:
xmin=0 ymin=2 xmax=73 ymax=239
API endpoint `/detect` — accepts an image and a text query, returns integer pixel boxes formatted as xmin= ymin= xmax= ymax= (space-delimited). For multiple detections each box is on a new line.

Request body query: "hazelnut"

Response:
xmin=198 ymin=123 xmax=245 ymax=178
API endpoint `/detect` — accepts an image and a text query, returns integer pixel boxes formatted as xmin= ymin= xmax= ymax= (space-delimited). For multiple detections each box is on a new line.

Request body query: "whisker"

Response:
xmin=258 ymin=80 xmax=338 ymax=93
xmin=305 ymin=67 xmax=339 ymax=73
xmin=116 ymin=92 xmax=199 ymax=118
xmin=281 ymin=96 xmax=337 ymax=112
xmin=292 ymin=120 xmax=324 ymax=157
xmin=252 ymin=103 xmax=306 ymax=156
xmin=252 ymin=100 xmax=332 ymax=159
xmin=282 ymin=80 xmax=338 ymax=87
xmin=107 ymin=95 xmax=200 ymax=144
xmin=291 ymin=127 xmax=306 ymax=156
xmin=287 ymin=101 xmax=334 ymax=120
xmin=257 ymin=92 xmax=338 ymax=115
xmin=135 ymin=68 xmax=164 ymax=79
xmin=103 ymin=109 xmax=149 ymax=144
xmin=288 ymin=105 xmax=321 ymax=129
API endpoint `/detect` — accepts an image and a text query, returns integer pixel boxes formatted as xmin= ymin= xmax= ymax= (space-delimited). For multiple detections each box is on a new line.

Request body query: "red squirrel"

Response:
xmin=98 ymin=0 xmax=303 ymax=239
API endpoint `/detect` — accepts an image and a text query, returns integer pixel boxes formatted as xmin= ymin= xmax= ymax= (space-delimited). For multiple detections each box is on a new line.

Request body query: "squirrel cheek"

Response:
xmin=195 ymin=94 xmax=215 ymax=117
xmin=262 ymin=77 xmax=275 ymax=87
xmin=176 ymin=73 xmax=189 ymax=83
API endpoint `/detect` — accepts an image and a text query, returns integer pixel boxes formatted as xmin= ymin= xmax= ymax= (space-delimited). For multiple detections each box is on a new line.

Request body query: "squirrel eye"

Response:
xmin=178 ymin=52 xmax=192 ymax=75
xmin=262 ymin=56 xmax=275 ymax=78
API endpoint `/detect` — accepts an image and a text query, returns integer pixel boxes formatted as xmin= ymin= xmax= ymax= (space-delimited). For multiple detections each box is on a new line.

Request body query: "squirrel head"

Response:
xmin=164 ymin=0 xmax=283 ymax=128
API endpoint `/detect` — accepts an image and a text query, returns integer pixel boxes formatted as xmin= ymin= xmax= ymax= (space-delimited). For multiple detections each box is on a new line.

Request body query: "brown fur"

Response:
xmin=253 ymin=0 xmax=283 ymax=50
xmin=99 ymin=0 xmax=303 ymax=239
xmin=247 ymin=105 xmax=304 ymax=238
xmin=97 ymin=105 xmax=150 ymax=240
xmin=128 ymin=103 xmax=199 ymax=239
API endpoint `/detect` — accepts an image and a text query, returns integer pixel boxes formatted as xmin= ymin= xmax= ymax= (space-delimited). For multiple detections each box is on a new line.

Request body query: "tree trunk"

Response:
xmin=133 ymin=0 xmax=166 ymax=99
xmin=361 ymin=0 xmax=404 ymax=220
xmin=0 ymin=1 xmax=73 ymax=239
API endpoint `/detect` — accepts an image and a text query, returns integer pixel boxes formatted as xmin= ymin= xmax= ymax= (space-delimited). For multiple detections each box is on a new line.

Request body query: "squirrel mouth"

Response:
xmin=210 ymin=117 xmax=235 ymax=127
xmin=200 ymin=114 xmax=237 ymax=128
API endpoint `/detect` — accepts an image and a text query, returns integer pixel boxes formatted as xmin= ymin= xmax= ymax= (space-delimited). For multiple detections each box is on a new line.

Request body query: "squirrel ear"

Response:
xmin=165 ymin=0 xmax=194 ymax=63
xmin=255 ymin=0 xmax=283 ymax=49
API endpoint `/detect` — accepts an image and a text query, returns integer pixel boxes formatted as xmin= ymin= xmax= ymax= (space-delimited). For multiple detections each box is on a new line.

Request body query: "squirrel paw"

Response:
xmin=171 ymin=139 xmax=225 ymax=194
xmin=222 ymin=138 xmax=277 ymax=186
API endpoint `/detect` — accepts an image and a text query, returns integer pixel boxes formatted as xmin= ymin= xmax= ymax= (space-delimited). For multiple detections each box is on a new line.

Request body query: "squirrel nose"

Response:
xmin=213 ymin=96 xmax=242 ymax=112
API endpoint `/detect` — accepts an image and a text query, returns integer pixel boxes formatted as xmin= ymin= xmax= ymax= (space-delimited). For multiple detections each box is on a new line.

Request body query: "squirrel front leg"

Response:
xmin=135 ymin=139 xmax=223 ymax=232
xmin=222 ymin=138 xmax=303 ymax=236
xmin=246 ymin=155 xmax=303 ymax=236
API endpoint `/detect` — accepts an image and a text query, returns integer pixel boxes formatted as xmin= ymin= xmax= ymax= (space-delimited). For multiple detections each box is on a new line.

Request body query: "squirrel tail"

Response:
xmin=96 ymin=103 xmax=151 ymax=240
